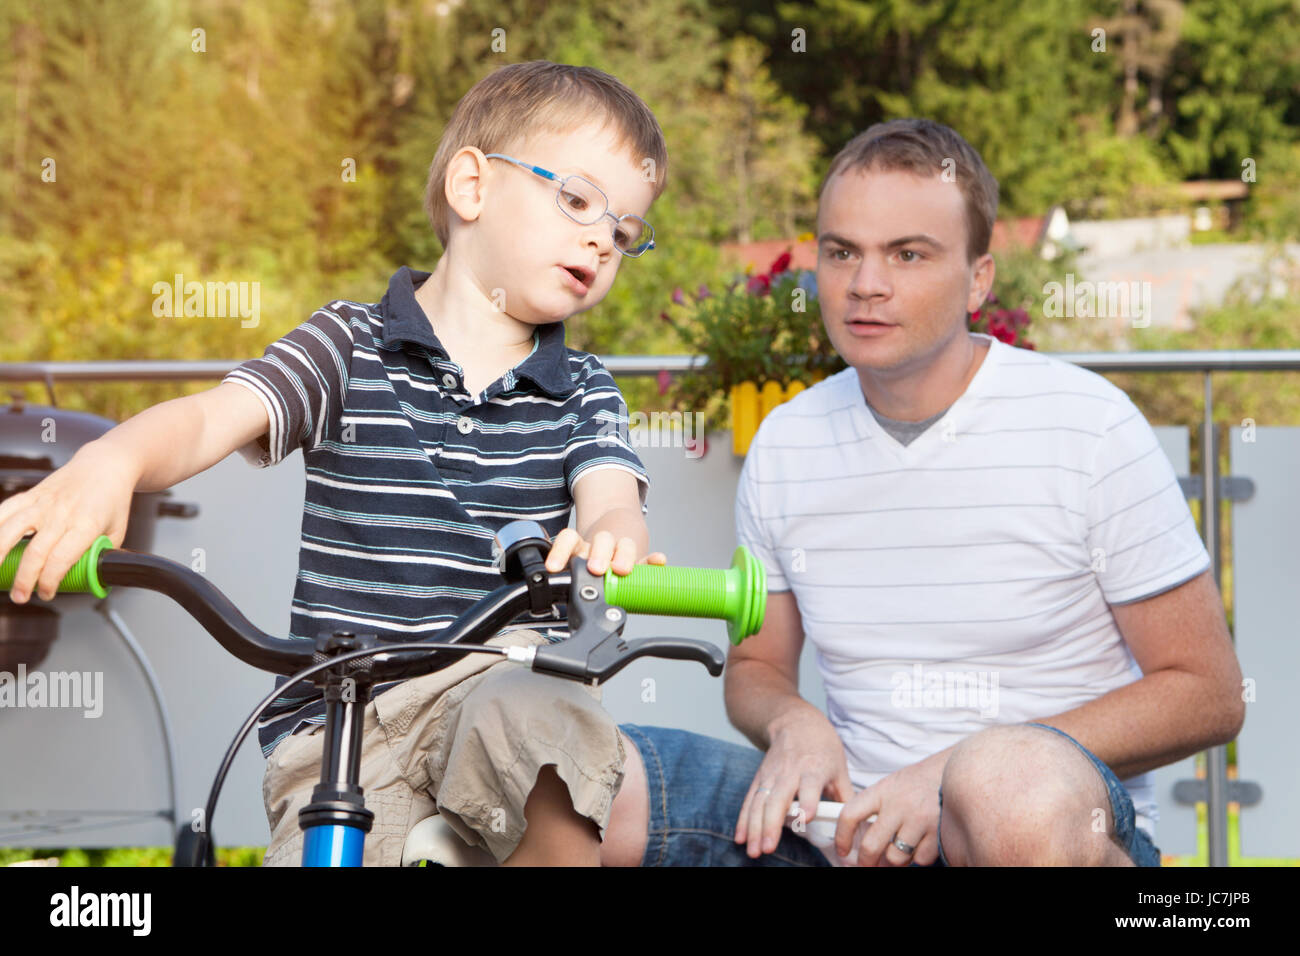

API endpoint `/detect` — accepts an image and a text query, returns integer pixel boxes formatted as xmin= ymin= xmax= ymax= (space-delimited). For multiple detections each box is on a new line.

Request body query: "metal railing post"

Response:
xmin=1201 ymin=372 xmax=1231 ymax=867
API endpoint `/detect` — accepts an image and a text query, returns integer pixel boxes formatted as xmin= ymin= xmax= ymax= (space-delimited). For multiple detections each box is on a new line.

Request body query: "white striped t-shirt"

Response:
xmin=735 ymin=332 xmax=1212 ymax=838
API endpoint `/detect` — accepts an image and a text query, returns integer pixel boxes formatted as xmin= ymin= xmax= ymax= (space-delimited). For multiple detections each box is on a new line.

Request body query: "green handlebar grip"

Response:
xmin=601 ymin=545 xmax=766 ymax=646
xmin=0 ymin=534 xmax=114 ymax=599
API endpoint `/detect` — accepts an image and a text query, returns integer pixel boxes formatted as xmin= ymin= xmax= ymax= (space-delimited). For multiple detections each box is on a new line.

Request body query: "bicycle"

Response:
xmin=0 ymin=519 xmax=766 ymax=866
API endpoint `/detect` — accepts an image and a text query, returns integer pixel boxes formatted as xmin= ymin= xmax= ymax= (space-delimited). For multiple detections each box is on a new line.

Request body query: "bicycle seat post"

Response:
xmin=298 ymin=630 xmax=377 ymax=866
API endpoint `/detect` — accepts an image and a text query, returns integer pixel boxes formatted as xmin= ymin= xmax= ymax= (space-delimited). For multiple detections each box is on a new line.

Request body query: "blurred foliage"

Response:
xmin=1241 ymin=139 xmax=1300 ymax=243
xmin=1109 ymin=284 xmax=1300 ymax=434
xmin=720 ymin=0 xmax=1300 ymax=215
xmin=0 ymin=844 xmax=263 ymax=866
xmin=0 ymin=0 xmax=1294 ymax=426
xmin=984 ymin=242 xmax=1085 ymax=321
xmin=0 ymin=0 xmax=822 ymax=422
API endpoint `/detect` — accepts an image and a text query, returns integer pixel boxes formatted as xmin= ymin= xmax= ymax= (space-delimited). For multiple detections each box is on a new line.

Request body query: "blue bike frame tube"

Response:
xmin=303 ymin=823 xmax=366 ymax=866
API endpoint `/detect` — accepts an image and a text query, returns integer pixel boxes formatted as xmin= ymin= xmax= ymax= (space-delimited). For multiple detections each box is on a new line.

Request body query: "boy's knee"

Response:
xmin=435 ymin=665 xmax=623 ymax=860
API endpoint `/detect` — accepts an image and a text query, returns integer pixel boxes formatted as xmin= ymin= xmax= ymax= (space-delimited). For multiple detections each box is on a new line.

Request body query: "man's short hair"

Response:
xmin=424 ymin=60 xmax=669 ymax=249
xmin=820 ymin=118 xmax=1000 ymax=265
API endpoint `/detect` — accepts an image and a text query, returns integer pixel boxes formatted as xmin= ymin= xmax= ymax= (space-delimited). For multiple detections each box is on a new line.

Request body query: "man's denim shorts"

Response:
xmin=619 ymin=721 xmax=1161 ymax=867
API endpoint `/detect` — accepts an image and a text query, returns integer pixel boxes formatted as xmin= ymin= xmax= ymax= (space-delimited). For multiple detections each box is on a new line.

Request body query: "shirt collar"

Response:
xmin=378 ymin=265 xmax=577 ymax=399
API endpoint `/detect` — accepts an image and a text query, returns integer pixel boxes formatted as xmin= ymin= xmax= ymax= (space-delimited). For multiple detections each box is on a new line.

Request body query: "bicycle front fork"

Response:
xmin=298 ymin=631 xmax=375 ymax=867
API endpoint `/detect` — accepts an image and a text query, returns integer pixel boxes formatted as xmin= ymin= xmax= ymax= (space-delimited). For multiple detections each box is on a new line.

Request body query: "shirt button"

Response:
xmin=456 ymin=415 xmax=473 ymax=435
xmin=441 ymin=372 xmax=458 ymax=389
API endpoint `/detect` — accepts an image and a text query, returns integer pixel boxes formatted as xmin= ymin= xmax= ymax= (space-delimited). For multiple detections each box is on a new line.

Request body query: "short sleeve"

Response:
xmin=735 ymin=440 xmax=789 ymax=593
xmin=564 ymin=362 xmax=650 ymax=515
xmin=221 ymin=306 xmax=355 ymax=468
xmin=1085 ymin=394 xmax=1211 ymax=604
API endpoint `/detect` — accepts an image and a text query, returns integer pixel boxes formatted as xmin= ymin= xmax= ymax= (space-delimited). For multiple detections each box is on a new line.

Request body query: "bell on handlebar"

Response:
xmin=491 ymin=520 xmax=554 ymax=617
xmin=490 ymin=520 xmax=550 ymax=582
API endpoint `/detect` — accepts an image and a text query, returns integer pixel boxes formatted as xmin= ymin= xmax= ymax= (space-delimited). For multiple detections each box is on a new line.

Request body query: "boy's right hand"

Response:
xmin=0 ymin=440 xmax=138 ymax=603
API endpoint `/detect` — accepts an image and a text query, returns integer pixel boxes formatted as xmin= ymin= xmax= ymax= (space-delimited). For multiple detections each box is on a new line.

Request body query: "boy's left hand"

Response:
xmin=544 ymin=528 xmax=667 ymax=576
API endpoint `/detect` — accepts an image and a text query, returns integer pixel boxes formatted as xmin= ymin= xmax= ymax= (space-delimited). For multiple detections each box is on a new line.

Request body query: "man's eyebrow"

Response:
xmin=818 ymin=232 xmax=945 ymax=252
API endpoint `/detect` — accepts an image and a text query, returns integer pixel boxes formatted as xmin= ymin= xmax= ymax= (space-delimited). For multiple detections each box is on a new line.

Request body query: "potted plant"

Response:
xmin=661 ymin=250 xmax=1038 ymax=456
xmin=662 ymin=246 xmax=846 ymax=455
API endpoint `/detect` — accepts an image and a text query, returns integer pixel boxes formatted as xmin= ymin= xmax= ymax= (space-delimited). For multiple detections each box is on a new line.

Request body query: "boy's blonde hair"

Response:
xmin=821 ymin=118 xmax=1000 ymax=266
xmin=425 ymin=61 xmax=669 ymax=249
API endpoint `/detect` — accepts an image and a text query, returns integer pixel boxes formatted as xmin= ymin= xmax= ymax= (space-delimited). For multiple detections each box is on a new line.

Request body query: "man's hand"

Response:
xmin=543 ymin=527 xmax=666 ymax=576
xmin=734 ymin=707 xmax=853 ymax=858
xmin=835 ymin=747 xmax=950 ymax=867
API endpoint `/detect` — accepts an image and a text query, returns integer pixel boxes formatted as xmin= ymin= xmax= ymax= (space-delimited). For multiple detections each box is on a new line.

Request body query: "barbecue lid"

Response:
xmin=0 ymin=391 xmax=117 ymax=476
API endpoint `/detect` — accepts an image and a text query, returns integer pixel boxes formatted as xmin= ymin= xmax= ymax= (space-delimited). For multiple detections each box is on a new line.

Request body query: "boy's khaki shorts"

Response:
xmin=261 ymin=628 xmax=626 ymax=866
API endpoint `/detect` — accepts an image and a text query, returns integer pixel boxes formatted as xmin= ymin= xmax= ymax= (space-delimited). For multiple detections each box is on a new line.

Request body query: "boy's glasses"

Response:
xmin=484 ymin=153 xmax=655 ymax=257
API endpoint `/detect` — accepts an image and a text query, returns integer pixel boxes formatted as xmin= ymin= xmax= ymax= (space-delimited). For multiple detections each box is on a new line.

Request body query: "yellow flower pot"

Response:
xmin=731 ymin=372 xmax=825 ymax=455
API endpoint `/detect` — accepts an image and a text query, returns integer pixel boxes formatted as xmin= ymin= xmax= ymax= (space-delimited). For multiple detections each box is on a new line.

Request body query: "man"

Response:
xmin=601 ymin=118 xmax=1244 ymax=867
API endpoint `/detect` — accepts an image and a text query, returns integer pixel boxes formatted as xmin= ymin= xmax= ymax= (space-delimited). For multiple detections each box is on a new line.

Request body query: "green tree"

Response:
xmin=1161 ymin=0 xmax=1300 ymax=180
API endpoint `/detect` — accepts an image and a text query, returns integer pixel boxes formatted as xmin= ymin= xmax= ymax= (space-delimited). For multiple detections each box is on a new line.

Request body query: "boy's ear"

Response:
xmin=445 ymin=146 xmax=490 ymax=229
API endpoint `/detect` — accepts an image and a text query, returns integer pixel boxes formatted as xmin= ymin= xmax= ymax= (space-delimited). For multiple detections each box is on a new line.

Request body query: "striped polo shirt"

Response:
xmin=736 ymin=332 xmax=1212 ymax=838
xmin=222 ymin=265 xmax=650 ymax=757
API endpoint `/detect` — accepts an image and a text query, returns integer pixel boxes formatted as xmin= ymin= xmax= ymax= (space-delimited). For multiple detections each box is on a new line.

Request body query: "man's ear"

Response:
xmin=967 ymin=252 xmax=996 ymax=312
xmin=444 ymin=146 xmax=490 ymax=229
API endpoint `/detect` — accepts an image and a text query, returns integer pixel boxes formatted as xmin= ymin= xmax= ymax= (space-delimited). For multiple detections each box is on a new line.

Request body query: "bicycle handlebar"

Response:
xmin=4 ymin=525 xmax=768 ymax=867
xmin=0 ymin=533 xmax=767 ymax=677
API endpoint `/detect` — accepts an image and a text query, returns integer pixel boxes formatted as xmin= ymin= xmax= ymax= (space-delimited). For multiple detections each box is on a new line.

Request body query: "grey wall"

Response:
xmin=1229 ymin=425 xmax=1300 ymax=858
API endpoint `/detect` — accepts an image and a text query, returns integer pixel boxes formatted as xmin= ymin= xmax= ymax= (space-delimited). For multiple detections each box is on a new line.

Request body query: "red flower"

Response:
xmin=746 ymin=273 xmax=772 ymax=296
xmin=769 ymin=251 xmax=792 ymax=276
xmin=656 ymin=369 xmax=672 ymax=396
xmin=988 ymin=317 xmax=1017 ymax=344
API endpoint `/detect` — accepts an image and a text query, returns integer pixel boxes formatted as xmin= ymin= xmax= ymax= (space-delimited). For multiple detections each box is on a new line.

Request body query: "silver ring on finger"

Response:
xmin=892 ymin=837 xmax=916 ymax=855
xmin=756 ymin=786 xmax=773 ymax=796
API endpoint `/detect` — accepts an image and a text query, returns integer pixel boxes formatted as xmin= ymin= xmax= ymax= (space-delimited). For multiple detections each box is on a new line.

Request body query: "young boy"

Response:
xmin=0 ymin=61 xmax=670 ymax=866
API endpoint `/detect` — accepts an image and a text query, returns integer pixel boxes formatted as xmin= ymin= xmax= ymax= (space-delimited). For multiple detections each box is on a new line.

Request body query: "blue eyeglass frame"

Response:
xmin=483 ymin=153 xmax=656 ymax=257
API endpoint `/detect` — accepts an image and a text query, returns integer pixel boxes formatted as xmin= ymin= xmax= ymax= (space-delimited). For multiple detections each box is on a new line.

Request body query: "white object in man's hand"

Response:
xmin=787 ymin=801 xmax=878 ymax=867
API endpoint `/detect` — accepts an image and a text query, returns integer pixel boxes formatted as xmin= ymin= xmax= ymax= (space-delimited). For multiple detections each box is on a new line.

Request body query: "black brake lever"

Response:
xmin=591 ymin=636 xmax=725 ymax=680
xmin=529 ymin=556 xmax=726 ymax=683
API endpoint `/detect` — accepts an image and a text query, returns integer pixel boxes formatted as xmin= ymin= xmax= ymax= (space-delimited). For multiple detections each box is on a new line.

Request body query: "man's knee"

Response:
xmin=938 ymin=724 xmax=1116 ymax=865
xmin=602 ymin=730 xmax=650 ymax=867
